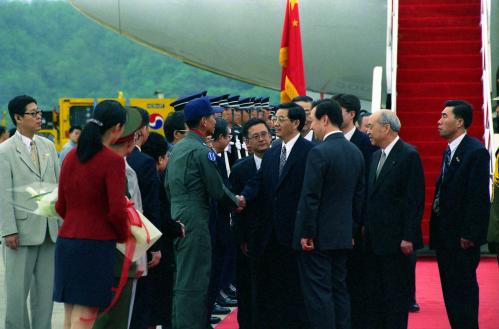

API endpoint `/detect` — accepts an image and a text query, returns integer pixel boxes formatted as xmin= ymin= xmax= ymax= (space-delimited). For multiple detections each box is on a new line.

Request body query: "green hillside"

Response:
xmin=0 ymin=1 xmax=278 ymax=127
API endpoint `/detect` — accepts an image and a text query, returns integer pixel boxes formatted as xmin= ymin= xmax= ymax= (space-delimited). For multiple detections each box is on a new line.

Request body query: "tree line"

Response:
xmin=0 ymin=1 xmax=278 ymax=127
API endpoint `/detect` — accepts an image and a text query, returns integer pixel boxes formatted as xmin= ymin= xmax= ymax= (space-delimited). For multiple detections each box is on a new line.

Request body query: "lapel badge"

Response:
xmin=455 ymin=156 xmax=460 ymax=163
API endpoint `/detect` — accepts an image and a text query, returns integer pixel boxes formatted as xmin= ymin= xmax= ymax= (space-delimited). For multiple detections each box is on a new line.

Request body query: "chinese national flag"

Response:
xmin=279 ymin=0 xmax=306 ymax=103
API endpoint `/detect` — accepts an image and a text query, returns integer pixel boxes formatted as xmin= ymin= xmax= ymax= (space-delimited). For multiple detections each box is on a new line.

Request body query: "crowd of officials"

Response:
xmin=0 ymin=91 xmax=496 ymax=329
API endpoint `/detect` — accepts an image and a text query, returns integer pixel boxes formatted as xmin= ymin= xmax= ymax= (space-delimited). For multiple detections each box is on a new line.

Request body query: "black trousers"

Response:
xmin=436 ymin=248 xmax=480 ymax=329
xmin=236 ymin=246 xmax=258 ymax=329
xmin=256 ymin=236 xmax=309 ymax=329
xmin=365 ymin=252 xmax=411 ymax=329
xmin=299 ymin=250 xmax=350 ymax=329
xmin=347 ymin=247 xmax=367 ymax=329
xmin=408 ymin=253 xmax=416 ymax=305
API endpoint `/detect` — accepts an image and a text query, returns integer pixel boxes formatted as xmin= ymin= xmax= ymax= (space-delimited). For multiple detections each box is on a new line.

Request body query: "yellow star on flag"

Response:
xmin=290 ymin=0 xmax=299 ymax=10
xmin=292 ymin=19 xmax=299 ymax=27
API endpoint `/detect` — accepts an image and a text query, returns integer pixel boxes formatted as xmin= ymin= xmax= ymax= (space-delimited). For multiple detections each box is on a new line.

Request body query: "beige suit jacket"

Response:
xmin=0 ymin=132 xmax=60 ymax=245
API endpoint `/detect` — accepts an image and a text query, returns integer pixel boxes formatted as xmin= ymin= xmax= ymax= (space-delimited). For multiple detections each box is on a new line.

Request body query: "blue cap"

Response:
xmin=170 ymin=91 xmax=207 ymax=111
xmin=184 ymin=97 xmax=223 ymax=121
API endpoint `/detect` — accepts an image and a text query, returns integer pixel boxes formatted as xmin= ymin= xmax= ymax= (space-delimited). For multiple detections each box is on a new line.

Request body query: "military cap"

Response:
xmin=209 ymin=94 xmax=230 ymax=106
xmin=115 ymin=106 xmax=142 ymax=143
xmin=170 ymin=91 xmax=208 ymax=111
xmin=253 ymin=97 xmax=262 ymax=109
xmin=238 ymin=97 xmax=254 ymax=110
xmin=224 ymin=95 xmax=240 ymax=108
xmin=184 ymin=96 xmax=223 ymax=121
xmin=260 ymin=97 xmax=270 ymax=108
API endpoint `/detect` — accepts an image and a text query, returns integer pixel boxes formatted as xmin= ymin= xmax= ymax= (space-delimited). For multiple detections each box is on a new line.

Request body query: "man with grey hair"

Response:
xmin=364 ymin=109 xmax=425 ymax=329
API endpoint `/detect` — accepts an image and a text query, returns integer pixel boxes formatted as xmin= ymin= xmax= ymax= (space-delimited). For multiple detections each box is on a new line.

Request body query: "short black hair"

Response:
xmin=313 ymin=99 xmax=343 ymax=128
xmin=444 ymin=100 xmax=473 ymax=129
xmin=141 ymin=132 xmax=167 ymax=163
xmin=69 ymin=125 xmax=82 ymax=134
xmin=332 ymin=94 xmax=361 ymax=121
xmin=163 ymin=111 xmax=186 ymax=143
xmin=292 ymin=95 xmax=314 ymax=103
xmin=0 ymin=126 xmax=6 ymax=136
xmin=8 ymin=95 xmax=37 ymax=126
xmin=357 ymin=109 xmax=371 ymax=125
xmin=242 ymin=118 xmax=270 ymax=138
xmin=277 ymin=102 xmax=306 ymax=131
xmin=9 ymin=128 xmax=16 ymax=137
xmin=213 ymin=118 xmax=229 ymax=140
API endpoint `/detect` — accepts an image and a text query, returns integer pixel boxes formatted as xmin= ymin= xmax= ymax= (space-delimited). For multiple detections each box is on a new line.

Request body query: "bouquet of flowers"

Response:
xmin=8 ymin=182 xmax=59 ymax=218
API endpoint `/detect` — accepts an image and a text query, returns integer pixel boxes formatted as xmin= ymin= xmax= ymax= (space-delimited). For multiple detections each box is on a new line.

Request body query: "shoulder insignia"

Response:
xmin=207 ymin=150 xmax=217 ymax=162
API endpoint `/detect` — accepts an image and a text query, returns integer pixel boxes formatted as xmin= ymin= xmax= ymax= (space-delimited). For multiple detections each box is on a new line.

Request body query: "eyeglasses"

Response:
xmin=271 ymin=116 xmax=290 ymax=123
xmin=24 ymin=110 xmax=42 ymax=118
xmin=247 ymin=131 xmax=269 ymax=141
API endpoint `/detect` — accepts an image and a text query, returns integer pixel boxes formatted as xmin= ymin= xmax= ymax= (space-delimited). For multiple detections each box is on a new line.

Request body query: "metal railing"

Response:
xmin=386 ymin=0 xmax=399 ymax=113
xmin=480 ymin=0 xmax=496 ymax=166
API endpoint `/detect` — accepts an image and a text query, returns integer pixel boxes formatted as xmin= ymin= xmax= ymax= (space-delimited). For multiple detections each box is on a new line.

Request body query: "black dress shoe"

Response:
xmin=223 ymin=285 xmax=237 ymax=299
xmin=217 ymin=296 xmax=238 ymax=307
xmin=210 ymin=316 xmax=222 ymax=324
xmin=212 ymin=303 xmax=231 ymax=315
xmin=409 ymin=303 xmax=420 ymax=313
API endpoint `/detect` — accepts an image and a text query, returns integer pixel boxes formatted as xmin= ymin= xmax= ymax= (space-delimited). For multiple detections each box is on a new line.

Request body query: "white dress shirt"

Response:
xmin=282 ymin=133 xmax=300 ymax=161
xmin=448 ymin=132 xmax=466 ymax=160
xmin=343 ymin=127 xmax=356 ymax=141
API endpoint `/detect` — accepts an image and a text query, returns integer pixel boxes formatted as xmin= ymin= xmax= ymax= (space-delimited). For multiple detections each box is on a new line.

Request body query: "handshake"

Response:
xmin=236 ymin=195 xmax=246 ymax=213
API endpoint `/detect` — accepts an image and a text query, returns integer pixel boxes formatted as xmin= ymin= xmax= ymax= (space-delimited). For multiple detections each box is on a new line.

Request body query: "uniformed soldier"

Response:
xmin=166 ymin=96 xmax=242 ymax=329
xmin=169 ymin=91 xmax=208 ymax=112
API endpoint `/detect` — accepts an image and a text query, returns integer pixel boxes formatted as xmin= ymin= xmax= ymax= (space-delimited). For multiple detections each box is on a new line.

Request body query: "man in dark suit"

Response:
xmin=292 ymin=95 xmax=316 ymax=143
xmin=430 ymin=100 xmax=490 ymax=329
xmin=242 ymin=102 xmax=313 ymax=329
xmin=229 ymin=118 xmax=273 ymax=329
xmin=364 ymin=110 xmax=425 ymax=329
xmin=126 ymin=107 xmax=163 ymax=329
xmin=294 ymin=99 xmax=364 ymax=329
xmin=333 ymin=93 xmax=378 ymax=328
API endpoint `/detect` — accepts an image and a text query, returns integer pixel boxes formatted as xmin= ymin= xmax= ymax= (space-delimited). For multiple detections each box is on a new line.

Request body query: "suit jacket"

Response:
xmin=365 ymin=139 xmax=425 ymax=255
xmin=210 ymin=154 xmax=232 ymax=246
xmin=243 ymin=135 xmax=313 ymax=248
xmin=0 ymin=132 xmax=60 ymax=245
xmin=294 ymin=133 xmax=365 ymax=250
xmin=350 ymin=128 xmax=378 ymax=173
xmin=429 ymin=135 xmax=490 ymax=249
xmin=229 ymin=155 xmax=264 ymax=255
xmin=127 ymin=147 xmax=162 ymax=252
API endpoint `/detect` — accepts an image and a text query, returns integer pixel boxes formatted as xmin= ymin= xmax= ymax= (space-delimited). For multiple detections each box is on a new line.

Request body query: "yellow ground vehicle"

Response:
xmin=45 ymin=92 xmax=175 ymax=151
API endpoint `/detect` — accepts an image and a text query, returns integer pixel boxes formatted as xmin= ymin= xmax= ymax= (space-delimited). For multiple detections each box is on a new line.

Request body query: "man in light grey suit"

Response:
xmin=0 ymin=95 xmax=60 ymax=329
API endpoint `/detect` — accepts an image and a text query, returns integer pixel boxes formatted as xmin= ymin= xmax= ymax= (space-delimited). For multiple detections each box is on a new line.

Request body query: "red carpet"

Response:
xmin=216 ymin=257 xmax=499 ymax=329
xmin=396 ymin=0 xmax=484 ymax=243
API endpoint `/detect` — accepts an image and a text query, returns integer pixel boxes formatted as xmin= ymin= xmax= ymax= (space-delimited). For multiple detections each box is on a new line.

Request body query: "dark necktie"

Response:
xmin=279 ymin=146 xmax=287 ymax=177
xmin=375 ymin=150 xmax=386 ymax=179
xmin=432 ymin=146 xmax=451 ymax=214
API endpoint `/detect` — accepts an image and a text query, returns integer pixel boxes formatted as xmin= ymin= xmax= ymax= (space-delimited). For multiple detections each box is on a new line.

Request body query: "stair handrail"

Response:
xmin=480 ymin=0 xmax=496 ymax=170
xmin=386 ymin=0 xmax=399 ymax=113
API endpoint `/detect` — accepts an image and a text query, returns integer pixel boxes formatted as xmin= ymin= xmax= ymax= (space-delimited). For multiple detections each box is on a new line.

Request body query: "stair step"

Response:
xmin=399 ymin=3 xmax=480 ymax=18
xmin=399 ymin=26 xmax=481 ymax=42
xmin=397 ymin=54 xmax=481 ymax=69
xmin=398 ymin=82 xmax=482 ymax=97
xmin=397 ymin=68 xmax=482 ymax=83
xmin=399 ymin=16 xmax=479 ymax=29
xmin=401 ymin=0 xmax=480 ymax=4
xmin=398 ymin=40 xmax=481 ymax=56
xmin=396 ymin=97 xmax=483 ymax=111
